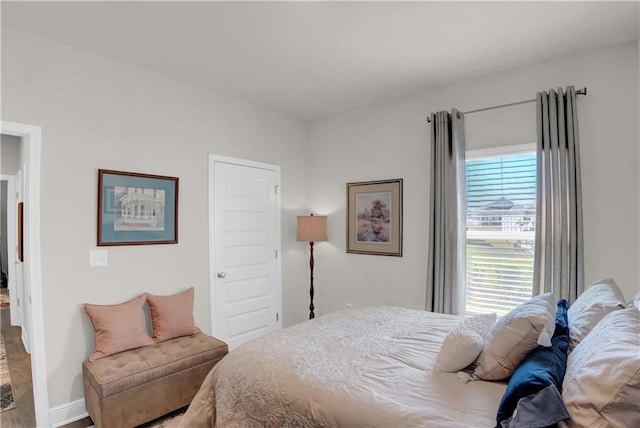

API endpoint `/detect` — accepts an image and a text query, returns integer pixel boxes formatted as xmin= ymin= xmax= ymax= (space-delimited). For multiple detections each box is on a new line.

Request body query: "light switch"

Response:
xmin=89 ymin=249 xmax=108 ymax=267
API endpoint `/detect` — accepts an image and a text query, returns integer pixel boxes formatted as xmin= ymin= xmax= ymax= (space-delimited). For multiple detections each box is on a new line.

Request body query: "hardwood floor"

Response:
xmin=59 ymin=416 xmax=93 ymax=428
xmin=0 ymin=306 xmax=35 ymax=428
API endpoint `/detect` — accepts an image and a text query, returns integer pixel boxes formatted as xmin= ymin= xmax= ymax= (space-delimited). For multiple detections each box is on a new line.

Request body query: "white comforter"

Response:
xmin=180 ymin=306 xmax=506 ymax=427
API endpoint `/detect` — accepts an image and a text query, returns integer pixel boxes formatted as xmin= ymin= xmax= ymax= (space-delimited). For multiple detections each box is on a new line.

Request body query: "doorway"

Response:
xmin=1 ymin=173 xmax=18 ymax=327
xmin=208 ymin=155 xmax=282 ymax=349
xmin=0 ymin=121 xmax=49 ymax=427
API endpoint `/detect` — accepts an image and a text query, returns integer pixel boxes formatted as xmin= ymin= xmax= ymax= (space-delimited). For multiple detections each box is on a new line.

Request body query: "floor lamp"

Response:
xmin=297 ymin=214 xmax=328 ymax=319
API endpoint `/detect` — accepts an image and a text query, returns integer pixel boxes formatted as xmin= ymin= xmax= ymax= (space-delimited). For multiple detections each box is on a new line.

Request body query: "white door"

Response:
xmin=210 ymin=156 xmax=281 ymax=349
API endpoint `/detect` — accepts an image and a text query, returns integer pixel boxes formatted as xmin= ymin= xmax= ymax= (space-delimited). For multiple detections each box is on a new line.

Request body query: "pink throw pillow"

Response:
xmin=84 ymin=294 xmax=154 ymax=361
xmin=146 ymin=287 xmax=200 ymax=342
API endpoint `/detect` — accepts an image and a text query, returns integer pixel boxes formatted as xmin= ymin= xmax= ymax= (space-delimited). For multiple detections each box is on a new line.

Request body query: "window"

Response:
xmin=465 ymin=145 xmax=537 ymax=316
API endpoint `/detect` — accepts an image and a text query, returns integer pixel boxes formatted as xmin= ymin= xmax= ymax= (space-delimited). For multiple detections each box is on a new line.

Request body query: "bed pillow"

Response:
xmin=562 ymin=307 xmax=640 ymax=428
xmin=146 ymin=287 xmax=200 ymax=342
xmin=628 ymin=293 xmax=640 ymax=310
xmin=567 ymin=278 xmax=626 ymax=352
xmin=496 ymin=300 xmax=571 ymax=427
xmin=84 ymin=294 xmax=154 ymax=361
xmin=435 ymin=313 xmax=496 ymax=372
xmin=553 ymin=298 xmax=570 ymax=338
xmin=474 ymin=292 xmax=556 ymax=381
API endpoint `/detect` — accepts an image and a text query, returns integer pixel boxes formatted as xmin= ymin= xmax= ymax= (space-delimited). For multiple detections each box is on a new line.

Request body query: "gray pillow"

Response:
xmin=474 ymin=292 xmax=556 ymax=381
xmin=563 ymin=307 xmax=640 ymax=427
xmin=567 ymin=278 xmax=626 ymax=352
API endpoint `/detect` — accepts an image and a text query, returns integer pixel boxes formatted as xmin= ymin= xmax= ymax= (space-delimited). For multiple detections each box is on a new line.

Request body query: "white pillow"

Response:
xmin=435 ymin=313 xmax=496 ymax=373
xmin=563 ymin=307 xmax=640 ymax=428
xmin=567 ymin=278 xmax=626 ymax=352
xmin=473 ymin=292 xmax=556 ymax=381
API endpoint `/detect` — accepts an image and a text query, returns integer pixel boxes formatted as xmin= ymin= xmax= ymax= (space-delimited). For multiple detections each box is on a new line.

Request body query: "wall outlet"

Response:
xmin=89 ymin=249 xmax=108 ymax=267
xmin=345 ymin=303 xmax=353 ymax=308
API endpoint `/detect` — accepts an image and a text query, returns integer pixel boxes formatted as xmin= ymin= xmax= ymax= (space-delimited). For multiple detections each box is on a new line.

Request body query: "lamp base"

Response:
xmin=309 ymin=241 xmax=315 ymax=320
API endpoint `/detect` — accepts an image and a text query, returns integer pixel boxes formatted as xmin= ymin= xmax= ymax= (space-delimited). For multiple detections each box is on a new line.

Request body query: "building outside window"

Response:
xmin=465 ymin=145 xmax=537 ymax=316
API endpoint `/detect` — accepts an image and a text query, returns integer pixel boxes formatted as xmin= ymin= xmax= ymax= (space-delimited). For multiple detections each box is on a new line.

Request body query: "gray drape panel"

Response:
xmin=426 ymin=109 xmax=466 ymax=314
xmin=533 ymin=86 xmax=584 ymax=302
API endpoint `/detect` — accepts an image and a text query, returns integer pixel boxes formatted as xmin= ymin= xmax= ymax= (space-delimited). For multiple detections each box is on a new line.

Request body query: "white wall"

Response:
xmin=1 ymin=29 xmax=308 ymax=409
xmin=1 ymin=134 xmax=21 ymax=175
xmin=306 ymin=42 xmax=640 ymax=315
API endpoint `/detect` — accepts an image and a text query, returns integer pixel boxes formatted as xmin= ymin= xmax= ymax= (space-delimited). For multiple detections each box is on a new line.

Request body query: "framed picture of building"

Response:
xmin=97 ymin=169 xmax=179 ymax=246
xmin=346 ymin=179 xmax=402 ymax=256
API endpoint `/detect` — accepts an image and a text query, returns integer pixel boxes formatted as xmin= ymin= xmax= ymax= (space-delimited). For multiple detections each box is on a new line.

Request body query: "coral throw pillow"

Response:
xmin=84 ymin=294 xmax=154 ymax=361
xmin=146 ymin=287 xmax=200 ymax=342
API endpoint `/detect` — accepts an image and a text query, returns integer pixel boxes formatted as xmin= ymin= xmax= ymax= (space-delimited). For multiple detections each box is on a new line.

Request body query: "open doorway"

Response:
xmin=1 ymin=133 xmax=34 ymax=426
xmin=0 ymin=122 xmax=49 ymax=427
xmin=2 ymin=136 xmax=21 ymax=328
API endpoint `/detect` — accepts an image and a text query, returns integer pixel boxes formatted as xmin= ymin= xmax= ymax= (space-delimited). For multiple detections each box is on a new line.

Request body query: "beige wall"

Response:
xmin=306 ymin=42 xmax=640 ymax=315
xmin=1 ymin=29 xmax=308 ymax=408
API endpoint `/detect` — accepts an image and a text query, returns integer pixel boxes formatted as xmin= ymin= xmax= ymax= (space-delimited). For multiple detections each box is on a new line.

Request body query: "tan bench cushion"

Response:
xmin=83 ymin=333 xmax=227 ymax=398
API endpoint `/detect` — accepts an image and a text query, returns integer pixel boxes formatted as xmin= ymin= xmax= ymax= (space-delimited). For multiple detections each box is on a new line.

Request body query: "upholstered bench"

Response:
xmin=82 ymin=333 xmax=228 ymax=428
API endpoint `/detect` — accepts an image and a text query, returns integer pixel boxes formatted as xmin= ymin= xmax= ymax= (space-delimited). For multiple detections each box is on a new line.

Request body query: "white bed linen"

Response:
xmin=181 ymin=306 xmax=506 ymax=427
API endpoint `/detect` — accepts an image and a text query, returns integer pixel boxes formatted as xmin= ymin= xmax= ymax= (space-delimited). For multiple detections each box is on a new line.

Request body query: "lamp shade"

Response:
xmin=297 ymin=215 xmax=328 ymax=242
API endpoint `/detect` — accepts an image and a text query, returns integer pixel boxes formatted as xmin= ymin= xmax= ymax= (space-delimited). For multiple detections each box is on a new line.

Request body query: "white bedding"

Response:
xmin=181 ymin=306 xmax=507 ymax=427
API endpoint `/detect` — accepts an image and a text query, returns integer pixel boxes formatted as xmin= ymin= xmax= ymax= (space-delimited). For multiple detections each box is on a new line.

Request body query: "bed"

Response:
xmin=180 ymin=306 xmax=507 ymax=427
xmin=180 ymin=280 xmax=640 ymax=428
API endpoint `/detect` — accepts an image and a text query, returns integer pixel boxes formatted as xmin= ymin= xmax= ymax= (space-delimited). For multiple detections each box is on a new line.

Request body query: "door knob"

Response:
xmin=217 ymin=272 xmax=226 ymax=278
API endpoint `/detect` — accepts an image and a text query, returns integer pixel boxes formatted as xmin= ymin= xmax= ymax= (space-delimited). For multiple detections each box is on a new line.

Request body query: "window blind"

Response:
xmin=465 ymin=152 xmax=537 ymax=316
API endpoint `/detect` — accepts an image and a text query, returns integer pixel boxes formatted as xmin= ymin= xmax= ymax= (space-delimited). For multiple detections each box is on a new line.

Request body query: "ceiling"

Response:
xmin=2 ymin=1 xmax=638 ymax=121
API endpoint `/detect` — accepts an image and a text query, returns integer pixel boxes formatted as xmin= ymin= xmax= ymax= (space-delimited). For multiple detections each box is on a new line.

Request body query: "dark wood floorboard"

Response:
xmin=1 ymin=306 xmax=36 ymax=428
xmin=59 ymin=416 xmax=93 ymax=428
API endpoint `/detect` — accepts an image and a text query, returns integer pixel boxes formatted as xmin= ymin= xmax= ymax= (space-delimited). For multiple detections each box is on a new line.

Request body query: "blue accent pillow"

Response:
xmin=496 ymin=299 xmax=570 ymax=427
xmin=553 ymin=299 xmax=569 ymax=338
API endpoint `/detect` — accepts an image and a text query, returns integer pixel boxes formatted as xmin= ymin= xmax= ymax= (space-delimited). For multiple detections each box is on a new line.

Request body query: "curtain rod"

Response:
xmin=427 ymin=87 xmax=587 ymax=122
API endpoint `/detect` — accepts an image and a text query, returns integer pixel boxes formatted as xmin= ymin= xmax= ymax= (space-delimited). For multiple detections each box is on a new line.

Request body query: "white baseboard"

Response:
xmin=50 ymin=399 xmax=89 ymax=428
xmin=21 ymin=330 xmax=30 ymax=354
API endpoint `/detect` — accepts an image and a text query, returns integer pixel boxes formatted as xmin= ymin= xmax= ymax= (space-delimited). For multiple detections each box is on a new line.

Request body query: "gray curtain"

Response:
xmin=426 ymin=109 xmax=466 ymax=314
xmin=533 ymin=86 xmax=584 ymax=302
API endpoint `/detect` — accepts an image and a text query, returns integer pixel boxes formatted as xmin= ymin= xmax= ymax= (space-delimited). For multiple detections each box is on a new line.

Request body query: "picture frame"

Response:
xmin=97 ymin=169 xmax=179 ymax=246
xmin=346 ymin=179 xmax=403 ymax=256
